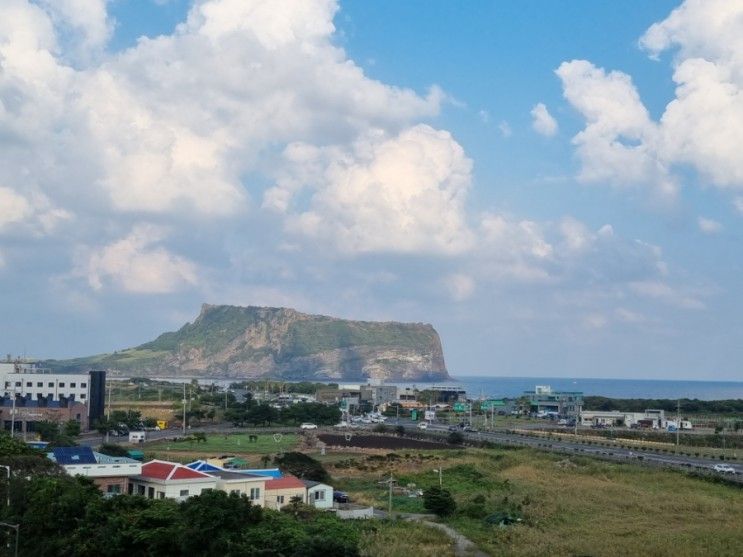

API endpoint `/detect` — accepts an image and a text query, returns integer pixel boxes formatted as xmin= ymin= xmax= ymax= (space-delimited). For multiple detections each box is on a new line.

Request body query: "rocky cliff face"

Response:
xmin=49 ymin=304 xmax=449 ymax=381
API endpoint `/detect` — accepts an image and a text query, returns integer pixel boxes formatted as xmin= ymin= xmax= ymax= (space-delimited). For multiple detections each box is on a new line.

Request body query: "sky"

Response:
xmin=1 ymin=0 xmax=742 ymax=381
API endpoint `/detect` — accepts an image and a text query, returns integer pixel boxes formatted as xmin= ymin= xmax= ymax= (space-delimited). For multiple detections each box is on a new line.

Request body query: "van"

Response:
xmin=128 ymin=431 xmax=146 ymax=444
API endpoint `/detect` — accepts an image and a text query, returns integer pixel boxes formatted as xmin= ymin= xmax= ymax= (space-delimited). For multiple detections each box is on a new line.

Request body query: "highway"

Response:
xmin=78 ymin=420 xmax=743 ymax=481
xmin=399 ymin=420 xmax=743 ymax=480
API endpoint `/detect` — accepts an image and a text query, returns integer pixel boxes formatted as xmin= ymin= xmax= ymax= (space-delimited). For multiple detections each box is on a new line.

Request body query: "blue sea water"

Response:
xmin=396 ymin=376 xmax=743 ymax=401
xmin=147 ymin=375 xmax=743 ymax=401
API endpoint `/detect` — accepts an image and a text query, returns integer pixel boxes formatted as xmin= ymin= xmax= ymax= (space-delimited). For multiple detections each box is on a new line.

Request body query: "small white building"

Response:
xmin=129 ymin=459 xmax=217 ymax=501
xmin=49 ymin=447 xmax=141 ymax=496
xmin=302 ymin=480 xmax=333 ymax=509
xmin=580 ymin=409 xmax=668 ymax=428
xmin=210 ymin=470 xmax=267 ymax=507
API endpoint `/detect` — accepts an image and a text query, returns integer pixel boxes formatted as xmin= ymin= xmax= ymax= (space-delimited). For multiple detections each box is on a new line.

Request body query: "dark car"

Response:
xmin=333 ymin=491 xmax=349 ymax=503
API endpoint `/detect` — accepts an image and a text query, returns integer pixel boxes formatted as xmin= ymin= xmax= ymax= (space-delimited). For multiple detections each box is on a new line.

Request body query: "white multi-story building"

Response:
xmin=0 ymin=359 xmax=106 ymax=431
xmin=1 ymin=361 xmax=90 ymax=402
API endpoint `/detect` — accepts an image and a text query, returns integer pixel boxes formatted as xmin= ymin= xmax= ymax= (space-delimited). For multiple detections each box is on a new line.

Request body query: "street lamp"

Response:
xmin=0 ymin=522 xmax=19 ymax=557
xmin=0 ymin=466 xmax=9 ymax=508
xmin=432 ymin=468 xmax=442 ymax=487
xmin=9 ymin=388 xmax=17 ymax=438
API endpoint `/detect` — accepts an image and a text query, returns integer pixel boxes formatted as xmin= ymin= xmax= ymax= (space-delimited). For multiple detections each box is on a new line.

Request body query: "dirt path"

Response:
xmin=416 ymin=520 xmax=488 ymax=557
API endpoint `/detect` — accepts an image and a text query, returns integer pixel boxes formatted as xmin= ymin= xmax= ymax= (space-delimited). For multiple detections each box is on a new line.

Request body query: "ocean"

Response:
xmin=144 ymin=375 xmax=743 ymax=401
xmin=413 ymin=376 xmax=743 ymax=401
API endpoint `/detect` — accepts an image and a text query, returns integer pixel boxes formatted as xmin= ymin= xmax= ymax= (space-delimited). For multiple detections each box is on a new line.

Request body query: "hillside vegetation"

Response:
xmin=46 ymin=304 xmax=448 ymax=381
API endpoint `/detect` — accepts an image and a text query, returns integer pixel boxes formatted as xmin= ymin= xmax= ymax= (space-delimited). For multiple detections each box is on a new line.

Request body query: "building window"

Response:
xmin=26 ymin=382 xmax=32 ymax=388
xmin=180 ymin=489 xmax=189 ymax=497
xmin=158 ymin=492 xmax=165 ymax=499
xmin=59 ymin=382 xmax=65 ymax=388
xmin=107 ymin=484 xmax=121 ymax=494
xmin=137 ymin=485 xmax=145 ymax=495
xmin=3 ymin=382 xmax=8 ymax=388
xmin=70 ymin=382 xmax=76 ymax=388
xmin=249 ymin=488 xmax=260 ymax=500
xmin=48 ymin=382 xmax=54 ymax=388
xmin=80 ymin=394 xmax=86 ymax=399
xmin=37 ymin=382 xmax=43 ymax=388
xmin=276 ymin=495 xmax=284 ymax=504
xmin=81 ymin=383 xmax=87 ymax=388
xmin=315 ymin=490 xmax=325 ymax=500
xmin=230 ymin=489 xmax=240 ymax=495
xmin=15 ymin=382 xmax=21 ymax=387
xmin=148 ymin=487 xmax=155 ymax=499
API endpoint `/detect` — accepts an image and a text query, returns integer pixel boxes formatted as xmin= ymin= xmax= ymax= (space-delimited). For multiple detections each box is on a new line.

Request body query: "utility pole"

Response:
xmin=0 ymin=522 xmax=19 ymax=557
xmin=9 ymin=389 xmax=16 ymax=438
xmin=379 ymin=475 xmax=396 ymax=517
xmin=182 ymin=383 xmax=187 ymax=435
xmin=387 ymin=475 xmax=394 ymax=516
xmin=676 ymin=399 xmax=680 ymax=447
xmin=105 ymin=380 xmax=112 ymax=444
xmin=0 ymin=465 xmax=10 ymax=509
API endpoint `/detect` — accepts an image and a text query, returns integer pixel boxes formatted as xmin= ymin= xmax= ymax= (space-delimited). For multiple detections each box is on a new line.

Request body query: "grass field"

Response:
xmin=324 ymin=445 xmax=743 ymax=556
xmin=146 ymin=432 xmax=298 ymax=457
xmin=358 ymin=520 xmax=455 ymax=556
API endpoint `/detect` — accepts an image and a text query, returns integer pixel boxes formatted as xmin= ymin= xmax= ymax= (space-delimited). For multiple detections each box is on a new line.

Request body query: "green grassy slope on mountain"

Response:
xmin=45 ymin=304 xmax=448 ymax=380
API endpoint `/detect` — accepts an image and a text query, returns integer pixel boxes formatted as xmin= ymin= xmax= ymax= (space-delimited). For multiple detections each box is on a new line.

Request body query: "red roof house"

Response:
xmin=264 ymin=475 xmax=306 ymax=510
xmin=130 ymin=459 xmax=217 ymax=501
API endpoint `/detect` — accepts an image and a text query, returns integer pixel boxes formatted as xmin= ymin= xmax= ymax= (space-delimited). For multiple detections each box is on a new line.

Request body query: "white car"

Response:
xmin=417 ymin=422 xmax=428 ymax=430
xmin=300 ymin=423 xmax=318 ymax=430
xmin=712 ymin=464 xmax=736 ymax=474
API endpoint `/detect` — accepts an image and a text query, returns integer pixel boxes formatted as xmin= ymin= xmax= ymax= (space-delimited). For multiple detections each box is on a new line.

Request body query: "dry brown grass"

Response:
xmin=359 ymin=520 xmax=455 ymax=557
xmin=329 ymin=446 xmax=743 ymax=556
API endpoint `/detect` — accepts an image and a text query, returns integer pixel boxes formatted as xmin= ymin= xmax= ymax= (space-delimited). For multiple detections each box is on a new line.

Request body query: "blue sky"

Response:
xmin=1 ymin=0 xmax=742 ymax=380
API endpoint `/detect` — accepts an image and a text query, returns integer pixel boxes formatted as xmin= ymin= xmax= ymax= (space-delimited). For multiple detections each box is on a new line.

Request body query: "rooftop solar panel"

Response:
xmin=52 ymin=446 xmax=97 ymax=465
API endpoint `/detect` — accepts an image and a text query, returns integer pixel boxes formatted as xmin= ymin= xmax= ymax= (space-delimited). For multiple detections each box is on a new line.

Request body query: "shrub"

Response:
xmin=447 ymin=431 xmax=464 ymax=445
xmin=423 ymin=487 xmax=456 ymax=517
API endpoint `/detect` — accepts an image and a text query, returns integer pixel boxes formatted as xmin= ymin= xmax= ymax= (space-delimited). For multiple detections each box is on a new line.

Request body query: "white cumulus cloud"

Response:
xmin=283 ymin=125 xmax=474 ymax=255
xmin=556 ymin=0 xmax=743 ymax=206
xmin=530 ymin=102 xmax=558 ymax=136
xmin=697 ymin=217 xmax=722 ymax=234
xmin=82 ymin=225 xmax=198 ymax=294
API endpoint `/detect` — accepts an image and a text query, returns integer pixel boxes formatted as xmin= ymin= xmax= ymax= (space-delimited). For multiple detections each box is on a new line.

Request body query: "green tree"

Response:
xmin=35 ymin=420 xmax=61 ymax=442
xmin=423 ymin=486 xmax=456 ymax=517
xmin=63 ymin=420 xmax=81 ymax=438
xmin=97 ymin=443 xmax=130 ymax=457
xmin=178 ymin=490 xmax=262 ymax=554
xmin=274 ymin=452 xmax=330 ymax=483
xmin=447 ymin=431 xmax=464 ymax=445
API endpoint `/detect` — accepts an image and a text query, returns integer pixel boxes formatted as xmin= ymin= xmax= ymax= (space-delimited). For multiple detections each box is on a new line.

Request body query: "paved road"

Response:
xmin=79 ymin=419 xmax=742 ymax=481
xmin=392 ymin=419 xmax=743 ymax=480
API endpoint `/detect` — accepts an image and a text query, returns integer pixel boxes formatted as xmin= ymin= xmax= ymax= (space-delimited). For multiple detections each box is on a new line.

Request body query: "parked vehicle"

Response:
xmin=712 ymin=464 xmax=736 ymax=474
xmin=128 ymin=431 xmax=146 ymax=443
xmin=300 ymin=423 xmax=318 ymax=430
xmin=333 ymin=491 xmax=349 ymax=503
xmin=417 ymin=422 xmax=428 ymax=430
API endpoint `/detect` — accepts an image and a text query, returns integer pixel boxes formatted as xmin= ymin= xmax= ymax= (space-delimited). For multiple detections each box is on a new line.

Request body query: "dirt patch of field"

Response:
xmin=318 ymin=434 xmax=452 ymax=450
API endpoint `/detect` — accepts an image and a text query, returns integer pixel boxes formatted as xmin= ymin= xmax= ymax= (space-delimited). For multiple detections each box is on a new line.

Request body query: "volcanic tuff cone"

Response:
xmin=47 ymin=304 xmax=449 ymax=381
